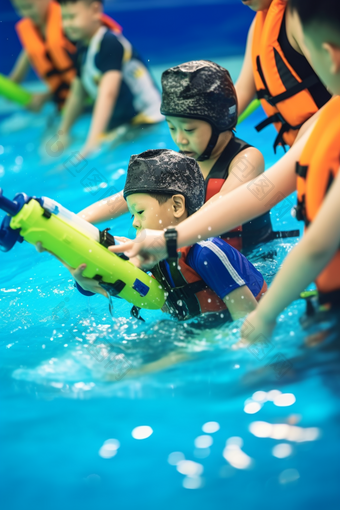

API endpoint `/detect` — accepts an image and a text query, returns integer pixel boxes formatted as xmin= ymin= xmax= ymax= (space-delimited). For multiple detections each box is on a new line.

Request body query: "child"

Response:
xmin=236 ymin=0 xmax=332 ymax=152
xmin=56 ymin=0 xmax=163 ymax=157
xmin=112 ymin=0 xmax=340 ymax=338
xmin=79 ymin=60 xmax=298 ymax=251
xmin=9 ymin=0 xmax=77 ymax=111
xmin=72 ymin=149 xmax=267 ymax=323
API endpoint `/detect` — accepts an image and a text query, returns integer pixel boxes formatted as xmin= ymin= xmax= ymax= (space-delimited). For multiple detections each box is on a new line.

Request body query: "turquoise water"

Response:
xmin=0 ymin=59 xmax=339 ymax=510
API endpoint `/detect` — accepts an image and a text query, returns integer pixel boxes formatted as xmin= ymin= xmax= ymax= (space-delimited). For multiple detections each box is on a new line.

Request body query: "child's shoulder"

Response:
xmin=187 ymin=237 xmax=240 ymax=263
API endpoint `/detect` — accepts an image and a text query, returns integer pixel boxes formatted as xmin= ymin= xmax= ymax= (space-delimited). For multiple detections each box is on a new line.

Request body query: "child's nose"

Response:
xmin=176 ymin=130 xmax=188 ymax=145
xmin=132 ymin=217 xmax=140 ymax=229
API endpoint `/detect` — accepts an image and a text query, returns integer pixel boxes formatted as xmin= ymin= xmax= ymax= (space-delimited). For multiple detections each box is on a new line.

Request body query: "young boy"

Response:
xmin=112 ymin=0 xmax=340 ymax=338
xmin=56 ymin=0 xmax=163 ymax=157
xmin=9 ymin=0 xmax=77 ymax=111
xmin=236 ymin=0 xmax=331 ymax=152
xmin=79 ymin=60 xmax=298 ymax=251
xmin=71 ymin=149 xmax=267 ymax=323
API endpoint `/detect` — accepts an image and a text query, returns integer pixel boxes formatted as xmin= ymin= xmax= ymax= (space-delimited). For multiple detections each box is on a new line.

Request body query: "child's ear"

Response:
xmin=323 ymin=42 xmax=340 ymax=74
xmin=92 ymin=1 xmax=103 ymax=18
xmin=172 ymin=194 xmax=186 ymax=218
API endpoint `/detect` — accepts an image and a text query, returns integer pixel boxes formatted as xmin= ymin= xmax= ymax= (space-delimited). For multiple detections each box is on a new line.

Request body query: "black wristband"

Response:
xmin=164 ymin=227 xmax=178 ymax=259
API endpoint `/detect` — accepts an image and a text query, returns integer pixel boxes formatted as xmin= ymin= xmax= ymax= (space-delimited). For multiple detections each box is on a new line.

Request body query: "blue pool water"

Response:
xmin=1 ymin=59 xmax=340 ymax=510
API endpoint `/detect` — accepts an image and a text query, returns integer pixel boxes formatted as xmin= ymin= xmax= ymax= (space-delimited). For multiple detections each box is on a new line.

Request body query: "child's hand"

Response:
xmin=72 ymin=264 xmax=108 ymax=298
xmin=35 ymin=242 xmax=108 ymax=298
xmin=233 ymin=310 xmax=276 ymax=350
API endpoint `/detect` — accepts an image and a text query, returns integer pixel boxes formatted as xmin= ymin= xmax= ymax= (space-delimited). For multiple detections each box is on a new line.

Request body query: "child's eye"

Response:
xmin=131 ymin=214 xmax=134 ymax=219
xmin=184 ymin=128 xmax=195 ymax=133
xmin=137 ymin=210 xmax=144 ymax=215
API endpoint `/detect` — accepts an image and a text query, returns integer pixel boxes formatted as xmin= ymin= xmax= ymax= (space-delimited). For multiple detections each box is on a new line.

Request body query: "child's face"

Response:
xmin=166 ymin=117 xmax=212 ymax=160
xmin=295 ymin=12 xmax=340 ymax=96
xmin=126 ymin=194 xmax=186 ymax=234
xmin=61 ymin=1 xmax=101 ymax=42
xmin=241 ymin=0 xmax=273 ymax=12
xmin=12 ymin=0 xmax=49 ymax=25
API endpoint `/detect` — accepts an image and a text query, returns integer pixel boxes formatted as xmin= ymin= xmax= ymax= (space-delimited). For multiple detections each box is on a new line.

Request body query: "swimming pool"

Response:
xmin=1 ymin=57 xmax=339 ymax=510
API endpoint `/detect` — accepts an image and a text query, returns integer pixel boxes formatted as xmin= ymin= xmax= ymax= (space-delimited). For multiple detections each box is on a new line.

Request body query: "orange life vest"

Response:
xmin=15 ymin=1 xmax=76 ymax=108
xmin=152 ymin=246 xmax=267 ymax=321
xmin=252 ymin=0 xmax=321 ymax=152
xmin=295 ymin=96 xmax=340 ymax=305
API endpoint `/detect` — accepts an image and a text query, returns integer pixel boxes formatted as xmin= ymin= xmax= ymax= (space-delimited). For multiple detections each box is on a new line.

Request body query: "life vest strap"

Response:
xmin=295 ymin=162 xmax=308 ymax=178
xmin=255 ymin=113 xmax=282 ymax=132
xmin=295 ymin=199 xmax=305 ymax=222
xmin=273 ymin=121 xmax=303 ymax=153
xmin=153 ymin=257 xmax=209 ymax=320
xmin=130 ymin=305 xmax=145 ymax=321
xmin=257 ymin=74 xmax=319 ymax=107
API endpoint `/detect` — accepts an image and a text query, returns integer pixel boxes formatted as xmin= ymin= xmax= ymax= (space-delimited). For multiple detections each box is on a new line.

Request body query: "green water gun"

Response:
xmin=0 ymin=189 xmax=166 ymax=311
xmin=0 ymin=73 xmax=32 ymax=107
xmin=237 ymin=99 xmax=261 ymax=125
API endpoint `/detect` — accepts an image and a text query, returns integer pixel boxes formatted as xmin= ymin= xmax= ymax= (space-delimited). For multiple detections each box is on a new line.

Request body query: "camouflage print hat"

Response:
xmin=161 ymin=60 xmax=238 ymax=133
xmin=124 ymin=149 xmax=205 ymax=215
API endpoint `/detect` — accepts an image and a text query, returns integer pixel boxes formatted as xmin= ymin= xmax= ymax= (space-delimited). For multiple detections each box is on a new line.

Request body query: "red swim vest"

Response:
xmin=205 ymin=136 xmax=251 ymax=251
xmin=152 ymin=246 xmax=267 ymax=321
xmin=252 ymin=0 xmax=322 ymax=151
xmin=295 ymin=96 xmax=340 ymax=306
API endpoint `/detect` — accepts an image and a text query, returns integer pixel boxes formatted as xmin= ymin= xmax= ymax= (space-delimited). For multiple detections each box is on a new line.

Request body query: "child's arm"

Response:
xmin=8 ymin=49 xmax=51 ymax=112
xmin=58 ymin=77 xmax=87 ymax=144
xmin=235 ymin=18 xmax=257 ymax=117
xmin=241 ymin=165 xmax=340 ymax=342
xmin=78 ymin=190 xmax=128 ymax=224
xmin=224 ymin=285 xmax=258 ymax=321
xmin=81 ymin=70 xmax=122 ymax=157
xmin=9 ymin=49 xmax=31 ymax=83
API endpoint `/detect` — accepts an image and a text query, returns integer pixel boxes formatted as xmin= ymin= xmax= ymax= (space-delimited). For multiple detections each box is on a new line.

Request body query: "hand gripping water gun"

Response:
xmin=0 ymin=74 xmax=32 ymax=107
xmin=0 ymin=189 xmax=166 ymax=311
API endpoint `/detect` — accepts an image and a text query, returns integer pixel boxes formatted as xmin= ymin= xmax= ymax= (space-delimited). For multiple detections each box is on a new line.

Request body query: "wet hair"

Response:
xmin=289 ymin=0 xmax=340 ymax=30
xmin=124 ymin=149 xmax=205 ymax=216
xmin=148 ymin=193 xmax=173 ymax=207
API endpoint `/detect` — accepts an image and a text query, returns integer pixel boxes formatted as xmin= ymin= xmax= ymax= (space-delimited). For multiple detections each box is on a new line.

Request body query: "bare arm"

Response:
xmin=78 ymin=190 xmax=128 ymax=224
xmin=9 ymin=49 xmax=31 ymax=84
xmin=248 ymin=166 xmax=340 ymax=326
xmin=235 ymin=18 xmax=257 ymax=117
xmin=59 ymin=77 xmax=86 ymax=135
xmin=82 ymin=70 xmax=122 ymax=155
xmin=224 ymin=285 xmax=258 ymax=321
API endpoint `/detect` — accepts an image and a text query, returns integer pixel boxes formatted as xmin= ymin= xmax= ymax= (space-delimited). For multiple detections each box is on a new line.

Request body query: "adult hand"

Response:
xmin=109 ymin=230 xmax=168 ymax=269
xmin=233 ymin=310 xmax=276 ymax=350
